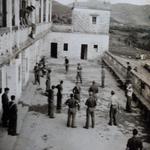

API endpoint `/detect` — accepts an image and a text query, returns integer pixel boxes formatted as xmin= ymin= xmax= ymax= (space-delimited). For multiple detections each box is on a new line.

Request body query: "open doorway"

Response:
xmin=51 ymin=43 xmax=57 ymax=58
xmin=81 ymin=44 xmax=88 ymax=60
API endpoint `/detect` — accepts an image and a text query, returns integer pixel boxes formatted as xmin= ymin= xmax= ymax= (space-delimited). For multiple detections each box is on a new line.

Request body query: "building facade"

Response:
xmin=48 ymin=1 xmax=110 ymax=60
xmin=0 ymin=0 xmax=52 ymax=111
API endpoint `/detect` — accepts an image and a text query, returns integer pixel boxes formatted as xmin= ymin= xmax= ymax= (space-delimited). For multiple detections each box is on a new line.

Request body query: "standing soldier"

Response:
xmin=45 ymin=69 xmax=51 ymax=93
xmin=1 ymin=88 xmax=10 ymax=127
xmin=83 ymin=92 xmax=97 ymax=129
xmin=72 ymin=82 xmax=81 ymax=102
xmin=126 ymin=62 xmax=132 ymax=85
xmin=47 ymin=86 xmax=55 ymax=118
xmin=64 ymin=57 xmax=69 ymax=73
xmin=56 ymin=80 xmax=63 ymax=113
xmin=76 ymin=63 xmax=82 ymax=84
xmin=126 ymin=129 xmax=143 ymax=150
xmin=126 ymin=83 xmax=133 ymax=113
xmin=101 ymin=63 xmax=105 ymax=88
xmin=65 ymin=94 xmax=79 ymax=128
xmin=33 ymin=63 xmax=38 ymax=84
xmin=8 ymin=95 xmax=19 ymax=136
xmin=89 ymin=81 xmax=99 ymax=101
xmin=108 ymin=91 xmax=119 ymax=126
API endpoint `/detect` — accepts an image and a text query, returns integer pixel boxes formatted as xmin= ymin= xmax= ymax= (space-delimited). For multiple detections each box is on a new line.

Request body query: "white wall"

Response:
xmin=48 ymin=32 xmax=109 ymax=60
xmin=72 ymin=8 xmax=110 ymax=34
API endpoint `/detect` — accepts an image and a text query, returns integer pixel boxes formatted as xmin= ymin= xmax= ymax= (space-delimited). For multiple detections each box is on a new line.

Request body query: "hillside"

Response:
xmin=111 ymin=4 xmax=150 ymax=27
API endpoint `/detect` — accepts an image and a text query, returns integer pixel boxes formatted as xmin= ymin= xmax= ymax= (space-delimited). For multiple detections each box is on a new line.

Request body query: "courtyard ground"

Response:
xmin=1 ymin=58 xmax=150 ymax=150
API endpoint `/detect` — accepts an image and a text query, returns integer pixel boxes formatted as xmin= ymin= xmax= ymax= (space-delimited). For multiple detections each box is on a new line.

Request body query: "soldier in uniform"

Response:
xmin=1 ymin=88 xmax=10 ymax=127
xmin=64 ymin=57 xmax=69 ymax=73
xmin=65 ymin=94 xmax=79 ymax=128
xmin=72 ymin=82 xmax=81 ymax=102
xmin=89 ymin=81 xmax=99 ymax=101
xmin=101 ymin=63 xmax=105 ymax=88
xmin=8 ymin=95 xmax=19 ymax=136
xmin=126 ymin=129 xmax=143 ymax=150
xmin=56 ymin=80 xmax=63 ymax=113
xmin=47 ymin=86 xmax=55 ymax=118
xmin=76 ymin=63 xmax=82 ymax=84
xmin=83 ymin=92 xmax=97 ymax=129
xmin=126 ymin=83 xmax=133 ymax=113
xmin=45 ymin=69 xmax=51 ymax=93
xmin=108 ymin=91 xmax=119 ymax=126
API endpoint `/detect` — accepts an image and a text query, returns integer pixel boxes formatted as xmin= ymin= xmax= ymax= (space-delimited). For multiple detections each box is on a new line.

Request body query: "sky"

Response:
xmin=55 ymin=0 xmax=150 ymax=5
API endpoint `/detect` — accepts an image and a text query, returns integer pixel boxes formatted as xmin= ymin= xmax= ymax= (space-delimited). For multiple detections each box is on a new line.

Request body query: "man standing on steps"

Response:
xmin=108 ymin=91 xmax=119 ymax=126
xmin=76 ymin=63 xmax=82 ymax=84
xmin=45 ymin=69 xmax=51 ymax=93
xmin=72 ymin=82 xmax=81 ymax=102
xmin=126 ymin=129 xmax=143 ymax=150
xmin=47 ymin=85 xmax=55 ymax=118
xmin=1 ymin=88 xmax=10 ymax=128
xmin=65 ymin=94 xmax=79 ymax=128
xmin=56 ymin=80 xmax=63 ymax=113
xmin=64 ymin=56 xmax=69 ymax=73
xmin=84 ymin=91 xmax=97 ymax=129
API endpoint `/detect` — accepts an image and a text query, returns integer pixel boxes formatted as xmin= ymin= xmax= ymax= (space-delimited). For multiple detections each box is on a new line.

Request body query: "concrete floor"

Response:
xmin=13 ymin=58 xmax=150 ymax=150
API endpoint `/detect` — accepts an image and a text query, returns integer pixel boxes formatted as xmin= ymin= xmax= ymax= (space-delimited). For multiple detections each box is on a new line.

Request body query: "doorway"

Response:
xmin=51 ymin=43 xmax=58 ymax=58
xmin=81 ymin=44 xmax=88 ymax=60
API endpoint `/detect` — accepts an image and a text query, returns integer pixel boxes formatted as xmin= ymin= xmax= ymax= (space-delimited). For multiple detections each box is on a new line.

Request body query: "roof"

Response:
xmin=74 ymin=1 xmax=111 ymax=11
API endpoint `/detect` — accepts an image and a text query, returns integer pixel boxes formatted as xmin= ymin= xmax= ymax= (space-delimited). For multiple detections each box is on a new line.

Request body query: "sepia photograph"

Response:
xmin=0 ymin=0 xmax=150 ymax=150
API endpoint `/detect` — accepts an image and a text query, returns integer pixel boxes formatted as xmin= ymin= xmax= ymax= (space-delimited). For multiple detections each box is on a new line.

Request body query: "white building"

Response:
xmin=0 ymin=0 xmax=52 ymax=108
xmin=0 ymin=0 xmax=110 ymax=113
xmin=48 ymin=1 xmax=110 ymax=60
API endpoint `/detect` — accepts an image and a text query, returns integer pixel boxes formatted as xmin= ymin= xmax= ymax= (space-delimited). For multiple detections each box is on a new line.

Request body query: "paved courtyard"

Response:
xmin=12 ymin=58 xmax=150 ymax=150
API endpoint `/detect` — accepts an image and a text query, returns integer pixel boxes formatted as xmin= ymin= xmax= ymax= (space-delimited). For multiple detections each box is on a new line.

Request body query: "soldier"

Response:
xmin=108 ymin=91 xmax=119 ymax=126
xmin=56 ymin=80 xmax=63 ymax=113
xmin=101 ymin=63 xmax=105 ymax=88
xmin=72 ymin=82 xmax=81 ymax=102
xmin=33 ymin=63 xmax=38 ymax=84
xmin=89 ymin=81 xmax=99 ymax=101
xmin=126 ymin=129 xmax=143 ymax=150
xmin=45 ymin=69 xmax=51 ymax=93
xmin=64 ymin=57 xmax=69 ymax=73
xmin=1 ymin=88 xmax=10 ymax=127
xmin=8 ymin=95 xmax=19 ymax=136
xmin=47 ymin=86 xmax=55 ymax=118
xmin=126 ymin=83 xmax=133 ymax=113
xmin=83 ymin=91 xmax=97 ymax=129
xmin=126 ymin=62 xmax=132 ymax=84
xmin=76 ymin=63 xmax=82 ymax=84
xmin=65 ymin=94 xmax=79 ymax=128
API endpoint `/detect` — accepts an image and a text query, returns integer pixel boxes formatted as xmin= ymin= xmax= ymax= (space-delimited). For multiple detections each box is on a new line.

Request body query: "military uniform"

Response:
xmin=84 ymin=96 xmax=97 ymax=128
xmin=127 ymin=136 xmax=143 ymax=150
xmin=72 ymin=85 xmax=81 ymax=102
xmin=46 ymin=78 xmax=51 ymax=92
xmin=126 ymin=84 xmax=133 ymax=112
xmin=65 ymin=58 xmax=69 ymax=73
xmin=1 ymin=93 xmax=9 ymax=127
xmin=56 ymin=83 xmax=63 ymax=113
xmin=8 ymin=101 xmax=18 ymax=135
xmin=47 ymin=88 xmax=55 ymax=118
xmin=76 ymin=65 xmax=82 ymax=83
xmin=89 ymin=82 xmax=99 ymax=101
xmin=109 ymin=94 xmax=119 ymax=126
xmin=65 ymin=97 xmax=79 ymax=128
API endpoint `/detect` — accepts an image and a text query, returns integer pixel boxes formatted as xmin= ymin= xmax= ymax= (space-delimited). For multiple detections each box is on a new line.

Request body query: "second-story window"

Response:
xmin=92 ymin=16 xmax=97 ymax=24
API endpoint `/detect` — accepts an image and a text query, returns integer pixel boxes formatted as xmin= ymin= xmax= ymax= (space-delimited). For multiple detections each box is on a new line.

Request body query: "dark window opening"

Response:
xmin=92 ymin=16 xmax=97 ymax=24
xmin=64 ymin=43 xmax=68 ymax=51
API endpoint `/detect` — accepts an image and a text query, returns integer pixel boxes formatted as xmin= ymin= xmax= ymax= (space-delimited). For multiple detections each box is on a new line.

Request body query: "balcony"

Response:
xmin=51 ymin=24 xmax=73 ymax=33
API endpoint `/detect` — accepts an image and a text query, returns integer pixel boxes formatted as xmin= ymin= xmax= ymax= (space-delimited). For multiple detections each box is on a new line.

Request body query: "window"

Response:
xmin=92 ymin=16 xmax=97 ymax=24
xmin=94 ymin=45 xmax=98 ymax=52
xmin=64 ymin=43 xmax=68 ymax=51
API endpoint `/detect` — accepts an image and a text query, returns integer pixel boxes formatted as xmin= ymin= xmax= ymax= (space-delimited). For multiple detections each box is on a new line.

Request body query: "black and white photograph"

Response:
xmin=0 ymin=0 xmax=150 ymax=150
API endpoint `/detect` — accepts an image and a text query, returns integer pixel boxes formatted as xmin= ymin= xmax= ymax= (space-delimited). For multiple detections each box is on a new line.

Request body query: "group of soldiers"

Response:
xmin=1 ymin=88 xmax=18 ymax=136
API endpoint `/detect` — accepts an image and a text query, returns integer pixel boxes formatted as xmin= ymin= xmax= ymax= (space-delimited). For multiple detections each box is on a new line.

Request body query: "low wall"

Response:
xmin=103 ymin=51 xmax=150 ymax=121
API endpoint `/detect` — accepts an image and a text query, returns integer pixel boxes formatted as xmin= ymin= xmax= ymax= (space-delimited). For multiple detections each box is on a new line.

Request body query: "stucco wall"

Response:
xmin=72 ymin=8 xmax=110 ymax=34
xmin=48 ymin=32 xmax=109 ymax=60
